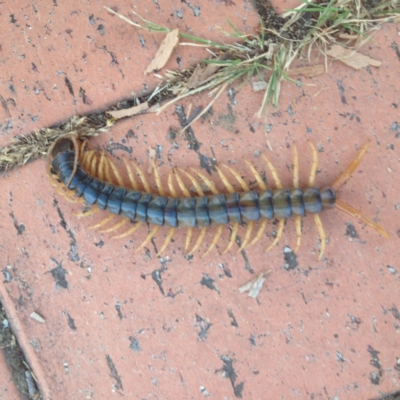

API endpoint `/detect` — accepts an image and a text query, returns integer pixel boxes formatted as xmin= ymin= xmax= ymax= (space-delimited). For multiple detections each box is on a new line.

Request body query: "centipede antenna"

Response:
xmin=308 ymin=142 xmax=318 ymax=187
xmin=222 ymin=223 xmax=239 ymax=254
xmin=168 ymin=171 xmax=177 ymax=197
xmin=192 ymin=169 xmax=218 ymax=195
xmin=313 ymin=214 xmax=326 ymax=259
xmin=215 ymin=166 xmax=235 ymax=193
xmin=177 ymin=168 xmax=205 ymax=196
xmin=244 ymin=159 xmax=267 ymax=191
xmin=89 ymin=214 xmax=117 ymax=230
xmin=98 ymin=219 xmax=129 ymax=233
xmin=112 ymin=222 xmax=142 ymax=239
xmin=185 ymin=227 xmax=193 ymax=251
xmin=335 ymin=199 xmax=389 ymax=238
xmin=202 ymin=225 xmax=223 ymax=257
xmin=331 ymin=142 xmax=370 ymax=190
xmin=221 ymin=163 xmax=250 ymax=191
xmin=174 ymin=169 xmax=191 ymax=197
xmin=135 ymin=226 xmax=160 ymax=253
xmin=237 ymin=221 xmax=254 ymax=252
xmin=157 ymin=227 xmax=175 ymax=256
xmin=132 ymin=160 xmax=151 ymax=193
xmin=188 ymin=226 xmax=207 ymax=255
xmin=107 ymin=157 xmax=124 ymax=187
xmin=265 ymin=219 xmax=285 ymax=252
xmin=250 ymin=219 xmax=268 ymax=247
xmin=124 ymin=158 xmax=139 ymax=190
xmin=262 ymin=154 xmax=282 ymax=189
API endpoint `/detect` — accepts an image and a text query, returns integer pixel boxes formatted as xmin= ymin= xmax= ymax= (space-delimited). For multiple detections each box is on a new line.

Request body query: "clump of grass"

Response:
xmin=281 ymin=0 xmax=400 ymax=59
xmin=107 ymin=1 xmax=399 ymax=126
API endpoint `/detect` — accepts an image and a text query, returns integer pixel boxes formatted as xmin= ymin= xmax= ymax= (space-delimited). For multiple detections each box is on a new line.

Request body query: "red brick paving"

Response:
xmin=1 ymin=1 xmax=399 ymax=399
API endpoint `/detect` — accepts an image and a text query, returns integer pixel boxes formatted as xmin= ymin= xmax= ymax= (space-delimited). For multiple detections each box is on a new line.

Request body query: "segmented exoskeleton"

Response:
xmin=48 ymin=135 xmax=388 ymax=258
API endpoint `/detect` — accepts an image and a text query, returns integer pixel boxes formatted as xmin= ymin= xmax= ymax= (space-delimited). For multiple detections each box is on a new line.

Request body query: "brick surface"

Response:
xmin=1 ymin=1 xmax=399 ymax=399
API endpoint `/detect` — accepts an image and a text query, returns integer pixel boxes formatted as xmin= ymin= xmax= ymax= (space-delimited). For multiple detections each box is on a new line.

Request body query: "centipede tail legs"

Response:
xmin=331 ymin=142 xmax=389 ymax=239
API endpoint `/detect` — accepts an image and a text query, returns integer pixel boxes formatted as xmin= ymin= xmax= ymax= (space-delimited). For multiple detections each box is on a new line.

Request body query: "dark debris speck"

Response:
xmin=129 ymin=336 xmax=141 ymax=352
xmin=200 ymin=273 xmax=219 ymax=292
xmin=49 ymin=259 xmax=68 ymax=289
xmin=345 ymin=222 xmax=359 ymax=239
xmin=283 ymin=246 xmax=298 ymax=270
xmin=216 ymin=355 xmax=244 ymax=398
xmin=67 ymin=313 xmax=77 ymax=330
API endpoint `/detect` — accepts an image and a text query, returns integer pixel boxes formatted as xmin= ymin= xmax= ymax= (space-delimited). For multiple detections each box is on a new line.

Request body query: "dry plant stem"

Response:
xmin=0 ymin=115 xmax=112 ymax=172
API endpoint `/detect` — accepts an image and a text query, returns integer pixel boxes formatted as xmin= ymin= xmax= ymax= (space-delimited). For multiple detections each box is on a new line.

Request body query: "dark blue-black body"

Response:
xmin=52 ymin=151 xmax=336 ymax=228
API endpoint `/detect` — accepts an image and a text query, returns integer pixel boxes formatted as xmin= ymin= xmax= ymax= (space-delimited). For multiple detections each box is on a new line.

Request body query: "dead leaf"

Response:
xmin=326 ymin=45 xmax=382 ymax=69
xmin=107 ymin=102 xmax=149 ymax=119
xmin=187 ymin=52 xmax=231 ymax=89
xmin=288 ymin=64 xmax=325 ymax=78
xmin=239 ymin=270 xmax=271 ymax=298
xmin=188 ymin=63 xmax=221 ymax=89
xmin=145 ymin=29 xmax=179 ymax=75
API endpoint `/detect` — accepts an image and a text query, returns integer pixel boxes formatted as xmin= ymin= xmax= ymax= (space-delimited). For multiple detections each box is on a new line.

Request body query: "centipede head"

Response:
xmin=46 ymin=134 xmax=84 ymax=198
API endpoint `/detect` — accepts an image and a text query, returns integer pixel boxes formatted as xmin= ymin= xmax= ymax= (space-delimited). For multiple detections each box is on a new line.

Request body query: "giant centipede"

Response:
xmin=47 ymin=134 xmax=389 ymax=259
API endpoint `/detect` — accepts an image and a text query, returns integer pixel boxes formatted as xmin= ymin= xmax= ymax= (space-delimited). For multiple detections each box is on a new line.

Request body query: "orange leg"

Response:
xmin=157 ymin=227 xmax=175 ymax=256
xmin=307 ymin=142 xmax=328 ymax=257
xmin=124 ymin=158 xmax=139 ymax=190
xmin=265 ymin=219 xmax=285 ymax=252
xmin=313 ymin=214 xmax=326 ymax=259
xmin=331 ymin=142 xmax=370 ymax=190
xmin=249 ymin=220 xmax=268 ymax=247
xmin=222 ymin=223 xmax=239 ymax=254
xmin=202 ymin=225 xmax=223 ymax=257
xmin=99 ymin=219 xmax=129 ymax=234
xmin=331 ymin=143 xmax=388 ymax=238
xmin=293 ymin=144 xmax=302 ymax=252
xmin=237 ymin=221 xmax=254 ymax=252
xmin=107 ymin=157 xmax=124 ymax=187
xmin=188 ymin=227 xmax=207 ymax=255
xmin=135 ymin=226 xmax=160 ymax=253
xmin=89 ymin=214 xmax=116 ymax=230
xmin=112 ymin=222 xmax=143 ymax=239
xmin=335 ymin=199 xmax=389 ymax=238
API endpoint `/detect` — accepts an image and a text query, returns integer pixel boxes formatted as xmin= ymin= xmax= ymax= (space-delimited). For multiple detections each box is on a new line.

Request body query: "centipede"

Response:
xmin=47 ymin=134 xmax=389 ymax=259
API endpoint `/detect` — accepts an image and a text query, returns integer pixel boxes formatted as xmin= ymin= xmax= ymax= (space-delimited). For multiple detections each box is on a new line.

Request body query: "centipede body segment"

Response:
xmin=47 ymin=135 xmax=389 ymax=259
